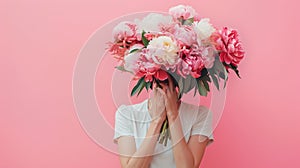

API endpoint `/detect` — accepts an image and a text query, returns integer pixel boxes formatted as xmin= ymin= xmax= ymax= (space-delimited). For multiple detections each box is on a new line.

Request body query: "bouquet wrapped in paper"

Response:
xmin=108 ymin=5 xmax=245 ymax=146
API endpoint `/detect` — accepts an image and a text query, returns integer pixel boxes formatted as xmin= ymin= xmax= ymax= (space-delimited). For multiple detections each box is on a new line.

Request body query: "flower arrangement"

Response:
xmin=108 ymin=5 xmax=245 ymax=145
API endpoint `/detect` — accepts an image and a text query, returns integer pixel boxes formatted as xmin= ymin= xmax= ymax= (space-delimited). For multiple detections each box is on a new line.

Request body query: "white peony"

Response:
xmin=112 ymin=21 xmax=136 ymax=41
xmin=135 ymin=13 xmax=173 ymax=33
xmin=193 ymin=18 xmax=216 ymax=43
xmin=169 ymin=5 xmax=197 ymax=20
xmin=124 ymin=44 xmax=144 ymax=73
xmin=147 ymin=36 xmax=179 ymax=66
xmin=201 ymin=46 xmax=216 ymax=69
xmin=173 ymin=24 xmax=197 ymax=45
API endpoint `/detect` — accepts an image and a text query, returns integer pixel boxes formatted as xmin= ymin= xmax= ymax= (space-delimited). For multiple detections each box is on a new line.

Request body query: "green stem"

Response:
xmin=158 ymin=118 xmax=169 ymax=146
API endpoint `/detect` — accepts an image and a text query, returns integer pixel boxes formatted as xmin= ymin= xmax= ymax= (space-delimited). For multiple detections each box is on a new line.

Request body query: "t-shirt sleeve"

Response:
xmin=113 ymin=105 xmax=134 ymax=144
xmin=190 ymin=106 xmax=214 ymax=146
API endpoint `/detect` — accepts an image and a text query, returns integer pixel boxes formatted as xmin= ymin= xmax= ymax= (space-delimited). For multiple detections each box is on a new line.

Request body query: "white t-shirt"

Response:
xmin=113 ymin=99 xmax=214 ymax=168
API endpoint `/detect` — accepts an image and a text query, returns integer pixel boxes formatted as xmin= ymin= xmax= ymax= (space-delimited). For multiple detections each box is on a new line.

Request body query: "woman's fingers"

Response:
xmin=160 ymin=83 xmax=167 ymax=93
xmin=153 ymin=86 xmax=158 ymax=97
xmin=156 ymin=87 xmax=166 ymax=97
xmin=165 ymin=84 xmax=172 ymax=98
xmin=167 ymin=75 xmax=174 ymax=92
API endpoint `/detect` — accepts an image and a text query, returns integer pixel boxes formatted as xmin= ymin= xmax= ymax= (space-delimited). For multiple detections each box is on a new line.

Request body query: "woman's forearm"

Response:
xmin=168 ymin=114 xmax=195 ymax=168
xmin=125 ymin=121 xmax=162 ymax=168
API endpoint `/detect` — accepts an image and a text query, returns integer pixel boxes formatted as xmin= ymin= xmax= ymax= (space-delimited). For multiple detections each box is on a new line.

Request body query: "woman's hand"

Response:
xmin=148 ymin=83 xmax=167 ymax=125
xmin=160 ymin=76 xmax=181 ymax=121
xmin=118 ymin=83 xmax=169 ymax=168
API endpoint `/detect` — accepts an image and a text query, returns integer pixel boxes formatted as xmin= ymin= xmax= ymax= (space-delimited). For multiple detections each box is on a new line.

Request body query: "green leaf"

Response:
xmin=234 ymin=69 xmax=241 ymax=78
xmin=193 ymin=84 xmax=198 ymax=96
xmin=202 ymin=80 xmax=210 ymax=92
xmin=226 ymin=63 xmax=241 ymax=78
xmin=207 ymin=68 xmax=215 ymax=77
xmin=201 ymin=68 xmax=209 ymax=76
xmin=142 ymin=31 xmax=150 ymax=47
xmin=178 ymin=77 xmax=184 ymax=95
xmin=197 ymin=80 xmax=208 ymax=96
xmin=115 ymin=65 xmax=134 ymax=74
xmin=188 ymin=77 xmax=197 ymax=93
xmin=137 ymin=81 xmax=146 ymax=96
xmin=177 ymin=77 xmax=184 ymax=100
xmin=210 ymin=57 xmax=227 ymax=82
xmin=231 ymin=64 xmax=241 ymax=78
xmin=183 ymin=18 xmax=194 ymax=25
xmin=219 ymin=71 xmax=225 ymax=79
xmin=145 ymin=82 xmax=151 ymax=91
xmin=177 ymin=92 xmax=183 ymax=100
xmin=129 ymin=48 xmax=139 ymax=54
xmin=213 ymin=57 xmax=224 ymax=73
xmin=223 ymin=76 xmax=228 ymax=89
xmin=178 ymin=18 xmax=184 ymax=25
xmin=208 ymin=63 xmax=223 ymax=91
xmin=183 ymin=75 xmax=193 ymax=93
xmin=223 ymin=67 xmax=228 ymax=89
xmin=216 ymin=63 xmax=228 ymax=89
xmin=130 ymin=77 xmax=145 ymax=96
xmin=169 ymin=71 xmax=180 ymax=88
xmin=211 ymin=74 xmax=220 ymax=90
xmin=199 ymin=74 xmax=211 ymax=83
xmin=154 ymin=78 xmax=163 ymax=89
xmin=115 ymin=65 xmax=126 ymax=71
xmin=150 ymin=81 xmax=153 ymax=90
xmin=197 ymin=74 xmax=211 ymax=93
xmin=205 ymin=75 xmax=212 ymax=83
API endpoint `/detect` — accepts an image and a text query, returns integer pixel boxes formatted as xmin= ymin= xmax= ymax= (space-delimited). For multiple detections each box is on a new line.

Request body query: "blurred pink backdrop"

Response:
xmin=1 ymin=0 xmax=299 ymax=167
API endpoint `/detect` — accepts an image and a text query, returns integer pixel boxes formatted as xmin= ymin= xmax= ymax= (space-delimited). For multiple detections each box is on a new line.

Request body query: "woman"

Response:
xmin=113 ymin=74 xmax=214 ymax=168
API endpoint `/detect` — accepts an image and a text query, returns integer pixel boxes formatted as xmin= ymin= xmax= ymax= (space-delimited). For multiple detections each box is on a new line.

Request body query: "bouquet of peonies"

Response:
xmin=108 ymin=5 xmax=245 ymax=146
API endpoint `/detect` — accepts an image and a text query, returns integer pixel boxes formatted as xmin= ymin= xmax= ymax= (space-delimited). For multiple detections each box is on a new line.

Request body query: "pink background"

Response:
xmin=1 ymin=0 xmax=299 ymax=167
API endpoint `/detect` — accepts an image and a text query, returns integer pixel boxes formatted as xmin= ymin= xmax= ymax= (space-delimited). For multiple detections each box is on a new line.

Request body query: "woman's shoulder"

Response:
xmin=180 ymin=101 xmax=211 ymax=118
xmin=181 ymin=101 xmax=209 ymax=112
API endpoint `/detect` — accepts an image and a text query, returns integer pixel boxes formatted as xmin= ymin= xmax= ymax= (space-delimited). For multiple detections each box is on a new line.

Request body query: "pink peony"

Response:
xmin=211 ymin=27 xmax=245 ymax=66
xmin=107 ymin=42 xmax=127 ymax=60
xmin=169 ymin=5 xmax=197 ymax=20
xmin=134 ymin=13 xmax=173 ymax=35
xmin=176 ymin=59 xmax=192 ymax=77
xmin=134 ymin=49 xmax=161 ymax=82
xmin=133 ymin=48 xmax=171 ymax=82
xmin=201 ymin=46 xmax=216 ymax=69
xmin=177 ymin=45 xmax=205 ymax=78
xmin=154 ymin=69 xmax=169 ymax=81
xmin=112 ymin=21 xmax=137 ymax=42
xmin=172 ymin=24 xmax=197 ymax=46
xmin=123 ymin=44 xmax=144 ymax=73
